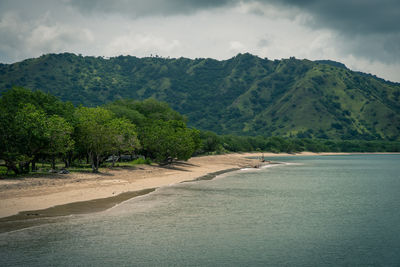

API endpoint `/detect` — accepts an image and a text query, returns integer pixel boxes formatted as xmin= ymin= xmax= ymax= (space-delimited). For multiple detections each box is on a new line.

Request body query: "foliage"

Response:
xmin=45 ymin=115 xmax=75 ymax=169
xmin=105 ymin=98 xmax=199 ymax=164
xmin=104 ymin=98 xmax=186 ymax=126
xmin=0 ymin=88 xmax=75 ymax=174
xmin=196 ymin=134 xmax=400 ymax=154
xmin=74 ymin=107 xmax=140 ymax=172
xmin=1 ymin=53 xmax=399 ymax=140
xmin=131 ymin=157 xmax=152 ymax=165
xmin=139 ymin=120 xmax=200 ymax=164
xmin=0 ymin=87 xmax=201 ymax=174
xmin=1 ymin=86 xmax=399 ymax=176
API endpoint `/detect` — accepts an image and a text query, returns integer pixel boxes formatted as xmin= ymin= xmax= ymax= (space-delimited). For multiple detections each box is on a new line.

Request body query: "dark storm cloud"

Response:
xmin=66 ymin=0 xmax=237 ymax=17
xmin=265 ymin=0 xmax=400 ymax=35
xmin=66 ymin=0 xmax=400 ymax=35
xmin=262 ymin=0 xmax=400 ymax=62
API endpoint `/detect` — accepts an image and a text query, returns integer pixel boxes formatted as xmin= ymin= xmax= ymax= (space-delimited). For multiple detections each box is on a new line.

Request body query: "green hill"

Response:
xmin=1 ymin=53 xmax=399 ymax=140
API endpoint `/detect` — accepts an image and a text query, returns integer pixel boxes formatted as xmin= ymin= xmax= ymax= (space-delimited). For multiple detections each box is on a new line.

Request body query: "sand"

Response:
xmin=0 ymin=151 xmax=359 ymax=220
xmin=0 ymin=153 xmax=263 ymax=219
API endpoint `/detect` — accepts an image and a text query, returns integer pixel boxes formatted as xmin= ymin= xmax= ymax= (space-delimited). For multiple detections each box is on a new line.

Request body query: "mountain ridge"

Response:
xmin=1 ymin=53 xmax=399 ymax=140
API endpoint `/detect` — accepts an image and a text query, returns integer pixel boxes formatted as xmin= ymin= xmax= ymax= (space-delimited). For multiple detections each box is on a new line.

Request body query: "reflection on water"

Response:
xmin=1 ymin=155 xmax=399 ymax=266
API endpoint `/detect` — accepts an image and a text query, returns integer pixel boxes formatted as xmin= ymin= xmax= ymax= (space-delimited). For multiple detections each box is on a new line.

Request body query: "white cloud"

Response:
xmin=105 ymin=33 xmax=181 ymax=57
xmin=0 ymin=10 xmax=94 ymax=60
xmin=229 ymin=41 xmax=246 ymax=53
xmin=27 ymin=24 xmax=94 ymax=52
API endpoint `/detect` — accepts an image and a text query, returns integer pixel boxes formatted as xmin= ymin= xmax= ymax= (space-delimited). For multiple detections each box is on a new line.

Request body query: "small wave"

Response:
xmin=240 ymin=168 xmax=261 ymax=171
xmin=240 ymin=162 xmax=303 ymax=171
xmin=280 ymin=162 xmax=304 ymax=166
xmin=260 ymin=164 xmax=282 ymax=169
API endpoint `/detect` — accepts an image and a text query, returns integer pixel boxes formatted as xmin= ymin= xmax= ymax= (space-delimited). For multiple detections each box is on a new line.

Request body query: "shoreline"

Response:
xmin=0 ymin=152 xmax=398 ymax=233
xmin=0 ymin=166 xmax=247 ymax=233
xmin=0 ymin=153 xmax=263 ymax=220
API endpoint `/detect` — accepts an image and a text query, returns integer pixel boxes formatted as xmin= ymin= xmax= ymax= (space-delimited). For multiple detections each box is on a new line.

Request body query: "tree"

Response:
xmin=0 ymin=87 xmax=77 ymax=174
xmin=0 ymin=104 xmax=48 ymax=174
xmin=199 ymin=131 xmax=221 ymax=153
xmin=104 ymin=98 xmax=186 ymax=126
xmin=74 ymin=107 xmax=139 ymax=172
xmin=107 ymin=117 xmax=141 ymax=167
xmin=44 ymin=115 xmax=75 ymax=169
xmin=140 ymin=120 xmax=199 ymax=164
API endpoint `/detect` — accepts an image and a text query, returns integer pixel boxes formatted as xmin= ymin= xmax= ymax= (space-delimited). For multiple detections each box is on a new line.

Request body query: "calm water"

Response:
xmin=1 ymin=154 xmax=400 ymax=266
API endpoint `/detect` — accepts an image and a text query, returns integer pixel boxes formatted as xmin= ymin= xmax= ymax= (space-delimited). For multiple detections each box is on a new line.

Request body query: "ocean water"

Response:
xmin=1 ymin=154 xmax=400 ymax=266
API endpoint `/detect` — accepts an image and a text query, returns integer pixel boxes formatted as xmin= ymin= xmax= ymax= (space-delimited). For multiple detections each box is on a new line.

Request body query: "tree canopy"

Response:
xmin=0 ymin=87 xmax=201 ymax=174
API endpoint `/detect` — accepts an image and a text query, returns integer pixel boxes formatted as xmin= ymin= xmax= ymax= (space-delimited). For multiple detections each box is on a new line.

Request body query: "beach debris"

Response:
xmin=58 ymin=169 xmax=70 ymax=174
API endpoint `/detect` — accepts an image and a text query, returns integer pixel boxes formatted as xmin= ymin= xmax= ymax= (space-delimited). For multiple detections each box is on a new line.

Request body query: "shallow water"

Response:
xmin=1 ymin=154 xmax=399 ymax=266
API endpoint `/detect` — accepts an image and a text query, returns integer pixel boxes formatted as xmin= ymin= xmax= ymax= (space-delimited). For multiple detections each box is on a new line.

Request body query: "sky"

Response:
xmin=0 ymin=0 xmax=399 ymax=82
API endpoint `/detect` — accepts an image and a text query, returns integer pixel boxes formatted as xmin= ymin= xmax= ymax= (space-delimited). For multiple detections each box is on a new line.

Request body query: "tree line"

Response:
xmin=198 ymin=132 xmax=400 ymax=155
xmin=0 ymin=87 xmax=200 ymax=174
xmin=1 ymin=87 xmax=399 ymax=176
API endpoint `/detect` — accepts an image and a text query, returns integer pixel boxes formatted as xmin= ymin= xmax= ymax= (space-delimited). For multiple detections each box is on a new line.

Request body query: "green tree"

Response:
xmin=140 ymin=120 xmax=199 ymax=164
xmin=0 ymin=104 xmax=48 ymax=174
xmin=199 ymin=131 xmax=221 ymax=153
xmin=74 ymin=107 xmax=138 ymax=172
xmin=105 ymin=98 xmax=186 ymax=126
xmin=107 ymin=117 xmax=141 ymax=167
xmin=44 ymin=115 xmax=75 ymax=169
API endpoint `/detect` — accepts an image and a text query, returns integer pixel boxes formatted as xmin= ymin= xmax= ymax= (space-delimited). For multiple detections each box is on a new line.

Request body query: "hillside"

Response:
xmin=1 ymin=53 xmax=399 ymax=140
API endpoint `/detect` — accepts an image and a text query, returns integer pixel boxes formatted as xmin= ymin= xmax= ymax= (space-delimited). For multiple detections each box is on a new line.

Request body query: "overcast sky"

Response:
xmin=0 ymin=0 xmax=399 ymax=82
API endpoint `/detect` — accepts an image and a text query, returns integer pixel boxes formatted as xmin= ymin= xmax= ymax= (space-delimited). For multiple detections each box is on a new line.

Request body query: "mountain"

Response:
xmin=1 ymin=53 xmax=399 ymax=140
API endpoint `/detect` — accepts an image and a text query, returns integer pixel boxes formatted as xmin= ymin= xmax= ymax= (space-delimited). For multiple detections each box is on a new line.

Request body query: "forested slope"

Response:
xmin=1 ymin=53 xmax=399 ymax=140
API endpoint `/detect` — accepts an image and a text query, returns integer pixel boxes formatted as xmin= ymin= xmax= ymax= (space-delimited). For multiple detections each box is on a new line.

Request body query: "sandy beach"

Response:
xmin=0 ymin=151 xmax=360 ymax=220
xmin=0 ymin=153 xmax=263 ymax=219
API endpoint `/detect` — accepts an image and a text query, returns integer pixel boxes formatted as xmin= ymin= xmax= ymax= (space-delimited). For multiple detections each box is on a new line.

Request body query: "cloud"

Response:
xmin=0 ymin=0 xmax=399 ymax=82
xmin=264 ymin=0 xmax=400 ymax=63
xmin=229 ymin=41 xmax=246 ymax=53
xmin=66 ymin=0 xmax=236 ymax=17
xmin=0 ymin=9 xmax=93 ymax=61
xmin=264 ymin=0 xmax=400 ymax=35
xmin=64 ymin=0 xmax=400 ymax=36
xmin=105 ymin=33 xmax=181 ymax=57
xmin=66 ymin=0 xmax=400 ymax=64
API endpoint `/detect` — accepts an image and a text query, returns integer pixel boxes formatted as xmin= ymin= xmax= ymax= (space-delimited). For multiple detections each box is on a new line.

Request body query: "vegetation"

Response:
xmin=0 ymin=87 xmax=75 ymax=174
xmin=0 ymin=87 xmax=199 ymax=175
xmin=1 ymin=53 xmax=399 ymax=140
xmin=104 ymin=98 xmax=200 ymax=165
xmin=74 ymin=107 xmax=139 ymax=172
xmin=1 ymin=53 xmax=400 ymax=176
xmin=197 ymin=134 xmax=400 ymax=154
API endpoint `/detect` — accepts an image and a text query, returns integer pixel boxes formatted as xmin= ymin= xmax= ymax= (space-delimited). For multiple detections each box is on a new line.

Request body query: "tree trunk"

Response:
xmin=67 ymin=151 xmax=73 ymax=168
xmin=31 ymin=158 xmax=37 ymax=172
xmin=51 ymin=155 xmax=56 ymax=170
xmin=96 ymin=154 xmax=100 ymax=172
xmin=111 ymin=154 xmax=116 ymax=168
xmin=89 ymin=152 xmax=100 ymax=173
xmin=89 ymin=152 xmax=96 ymax=173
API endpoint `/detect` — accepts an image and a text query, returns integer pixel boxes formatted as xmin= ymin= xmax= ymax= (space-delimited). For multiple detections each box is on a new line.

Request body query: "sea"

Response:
xmin=1 ymin=154 xmax=399 ymax=266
